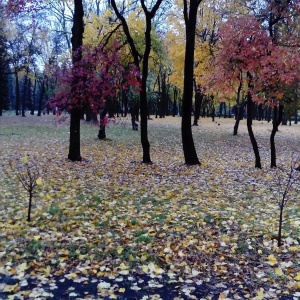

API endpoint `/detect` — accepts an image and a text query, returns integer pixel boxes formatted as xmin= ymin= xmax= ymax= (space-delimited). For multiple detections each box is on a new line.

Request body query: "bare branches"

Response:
xmin=9 ymin=156 xmax=42 ymax=222
xmin=269 ymin=153 xmax=300 ymax=246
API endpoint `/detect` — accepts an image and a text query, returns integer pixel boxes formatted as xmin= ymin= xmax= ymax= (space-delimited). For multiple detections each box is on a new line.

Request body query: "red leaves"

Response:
xmin=210 ymin=15 xmax=300 ymax=102
xmin=48 ymin=42 xmax=141 ymax=114
xmin=6 ymin=0 xmax=44 ymax=15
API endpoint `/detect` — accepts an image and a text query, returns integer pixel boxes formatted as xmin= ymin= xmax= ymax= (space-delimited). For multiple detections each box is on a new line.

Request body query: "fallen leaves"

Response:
xmin=267 ymin=254 xmax=278 ymax=266
xmin=1 ymin=115 xmax=300 ymax=298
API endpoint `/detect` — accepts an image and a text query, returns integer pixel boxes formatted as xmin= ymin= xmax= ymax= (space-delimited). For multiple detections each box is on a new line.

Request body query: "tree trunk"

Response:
xmin=110 ymin=0 xmax=163 ymax=164
xmin=277 ymin=203 xmax=284 ymax=246
xmin=68 ymin=108 xmax=82 ymax=161
xmin=173 ymin=87 xmax=177 ymax=117
xmin=22 ymin=75 xmax=28 ymax=117
xmin=181 ymin=0 xmax=201 ymax=165
xmin=212 ymin=107 xmax=215 ymax=122
xmin=37 ymin=78 xmax=45 ymax=117
xmin=193 ymin=87 xmax=201 ymax=126
xmin=30 ymin=77 xmax=37 ymax=115
xmin=27 ymin=191 xmax=33 ymax=222
xmin=247 ymin=73 xmax=261 ymax=169
xmin=68 ymin=0 xmax=84 ymax=161
xmin=270 ymin=104 xmax=283 ymax=168
xmin=267 ymin=105 xmax=272 ymax=122
xmin=15 ymin=70 xmax=20 ymax=116
xmin=98 ymin=108 xmax=108 ymax=139
xmin=233 ymin=102 xmax=246 ymax=135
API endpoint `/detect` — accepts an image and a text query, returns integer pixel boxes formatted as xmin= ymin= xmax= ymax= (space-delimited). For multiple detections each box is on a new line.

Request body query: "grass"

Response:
xmin=1 ymin=113 xmax=300 ymax=297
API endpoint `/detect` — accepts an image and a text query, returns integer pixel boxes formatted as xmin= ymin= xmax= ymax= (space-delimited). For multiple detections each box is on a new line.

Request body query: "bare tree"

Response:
xmin=270 ymin=154 xmax=300 ymax=246
xmin=9 ymin=156 xmax=42 ymax=222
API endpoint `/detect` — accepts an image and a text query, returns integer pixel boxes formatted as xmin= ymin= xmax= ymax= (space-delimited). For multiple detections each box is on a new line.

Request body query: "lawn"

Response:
xmin=1 ymin=113 xmax=300 ymax=299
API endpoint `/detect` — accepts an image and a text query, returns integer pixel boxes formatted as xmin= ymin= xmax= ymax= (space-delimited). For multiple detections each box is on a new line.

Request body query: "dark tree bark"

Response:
xmin=233 ymin=102 xmax=246 ymax=135
xmin=30 ymin=77 xmax=37 ymax=115
xmin=247 ymin=72 xmax=261 ymax=169
xmin=267 ymin=105 xmax=272 ymax=122
xmin=85 ymin=104 xmax=97 ymax=122
xmin=270 ymin=104 xmax=283 ymax=168
xmin=223 ymin=102 xmax=227 ymax=118
xmin=111 ymin=0 xmax=163 ymax=164
xmin=130 ymin=102 xmax=139 ymax=130
xmin=181 ymin=0 xmax=202 ymax=165
xmin=37 ymin=76 xmax=45 ymax=117
xmin=173 ymin=86 xmax=178 ymax=117
xmin=22 ymin=67 xmax=29 ymax=117
xmin=15 ymin=69 xmax=20 ymax=116
xmin=193 ymin=86 xmax=201 ymax=126
xmin=212 ymin=107 xmax=215 ymax=122
xmin=68 ymin=0 xmax=84 ymax=161
xmin=98 ymin=108 xmax=108 ymax=139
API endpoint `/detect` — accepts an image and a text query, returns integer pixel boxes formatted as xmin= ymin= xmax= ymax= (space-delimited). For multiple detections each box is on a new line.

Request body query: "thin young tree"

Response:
xmin=270 ymin=154 xmax=300 ymax=246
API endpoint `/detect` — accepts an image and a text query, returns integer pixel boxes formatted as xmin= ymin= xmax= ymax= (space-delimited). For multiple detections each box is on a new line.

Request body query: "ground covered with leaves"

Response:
xmin=1 ymin=114 xmax=300 ymax=299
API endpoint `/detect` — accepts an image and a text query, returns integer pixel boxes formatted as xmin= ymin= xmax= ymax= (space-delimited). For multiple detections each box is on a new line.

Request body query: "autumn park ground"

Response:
xmin=1 ymin=114 xmax=300 ymax=300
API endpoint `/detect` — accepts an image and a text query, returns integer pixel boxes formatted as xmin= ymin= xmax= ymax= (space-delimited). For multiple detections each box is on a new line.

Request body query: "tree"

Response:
xmin=209 ymin=15 xmax=300 ymax=168
xmin=270 ymin=155 xmax=300 ymax=246
xmin=0 ymin=3 xmax=9 ymax=116
xmin=49 ymin=42 xmax=140 ymax=152
xmin=67 ymin=0 xmax=84 ymax=161
xmin=181 ymin=0 xmax=203 ymax=165
xmin=110 ymin=0 xmax=164 ymax=164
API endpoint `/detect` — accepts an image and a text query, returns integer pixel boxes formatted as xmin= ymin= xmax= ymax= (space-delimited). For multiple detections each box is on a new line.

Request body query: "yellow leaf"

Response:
xmin=267 ymin=254 xmax=277 ymax=266
xmin=36 ymin=177 xmax=42 ymax=186
xmin=155 ymin=267 xmax=164 ymax=274
xmin=119 ymin=263 xmax=128 ymax=270
xmin=289 ymin=246 xmax=299 ymax=252
xmin=117 ymin=247 xmax=123 ymax=254
xmin=221 ymin=236 xmax=230 ymax=242
xmin=119 ymin=288 xmax=125 ymax=293
xmin=294 ymin=272 xmax=300 ymax=281
xmin=42 ymin=266 xmax=51 ymax=275
xmin=294 ymin=282 xmax=300 ymax=289
xmin=18 ymin=262 xmax=27 ymax=272
xmin=275 ymin=268 xmax=284 ymax=276
xmin=3 ymin=283 xmax=18 ymax=293
xmin=60 ymin=186 xmax=66 ymax=192
xmin=252 ymin=288 xmax=264 ymax=300
xmin=21 ymin=156 xmax=28 ymax=164
xmin=33 ymin=235 xmax=41 ymax=241
xmin=140 ymin=255 xmax=148 ymax=261
xmin=142 ymin=265 xmax=148 ymax=273
xmin=129 ymin=255 xmax=134 ymax=261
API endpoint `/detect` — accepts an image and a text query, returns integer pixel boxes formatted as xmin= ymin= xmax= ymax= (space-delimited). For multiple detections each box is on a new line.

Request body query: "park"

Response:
xmin=1 ymin=114 xmax=300 ymax=298
xmin=1 ymin=0 xmax=300 ymax=298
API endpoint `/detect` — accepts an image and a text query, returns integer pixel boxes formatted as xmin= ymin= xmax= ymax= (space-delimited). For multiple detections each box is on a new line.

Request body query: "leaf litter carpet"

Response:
xmin=1 ymin=114 xmax=300 ymax=299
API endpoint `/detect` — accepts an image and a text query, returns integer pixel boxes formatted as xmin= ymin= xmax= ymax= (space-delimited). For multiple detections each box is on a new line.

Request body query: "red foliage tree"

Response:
xmin=209 ymin=15 xmax=300 ymax=168
xmin=5 ymin=0 xmax=45 ymax=15
xmin=49 ymin=43 xmax=140 ymax=116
